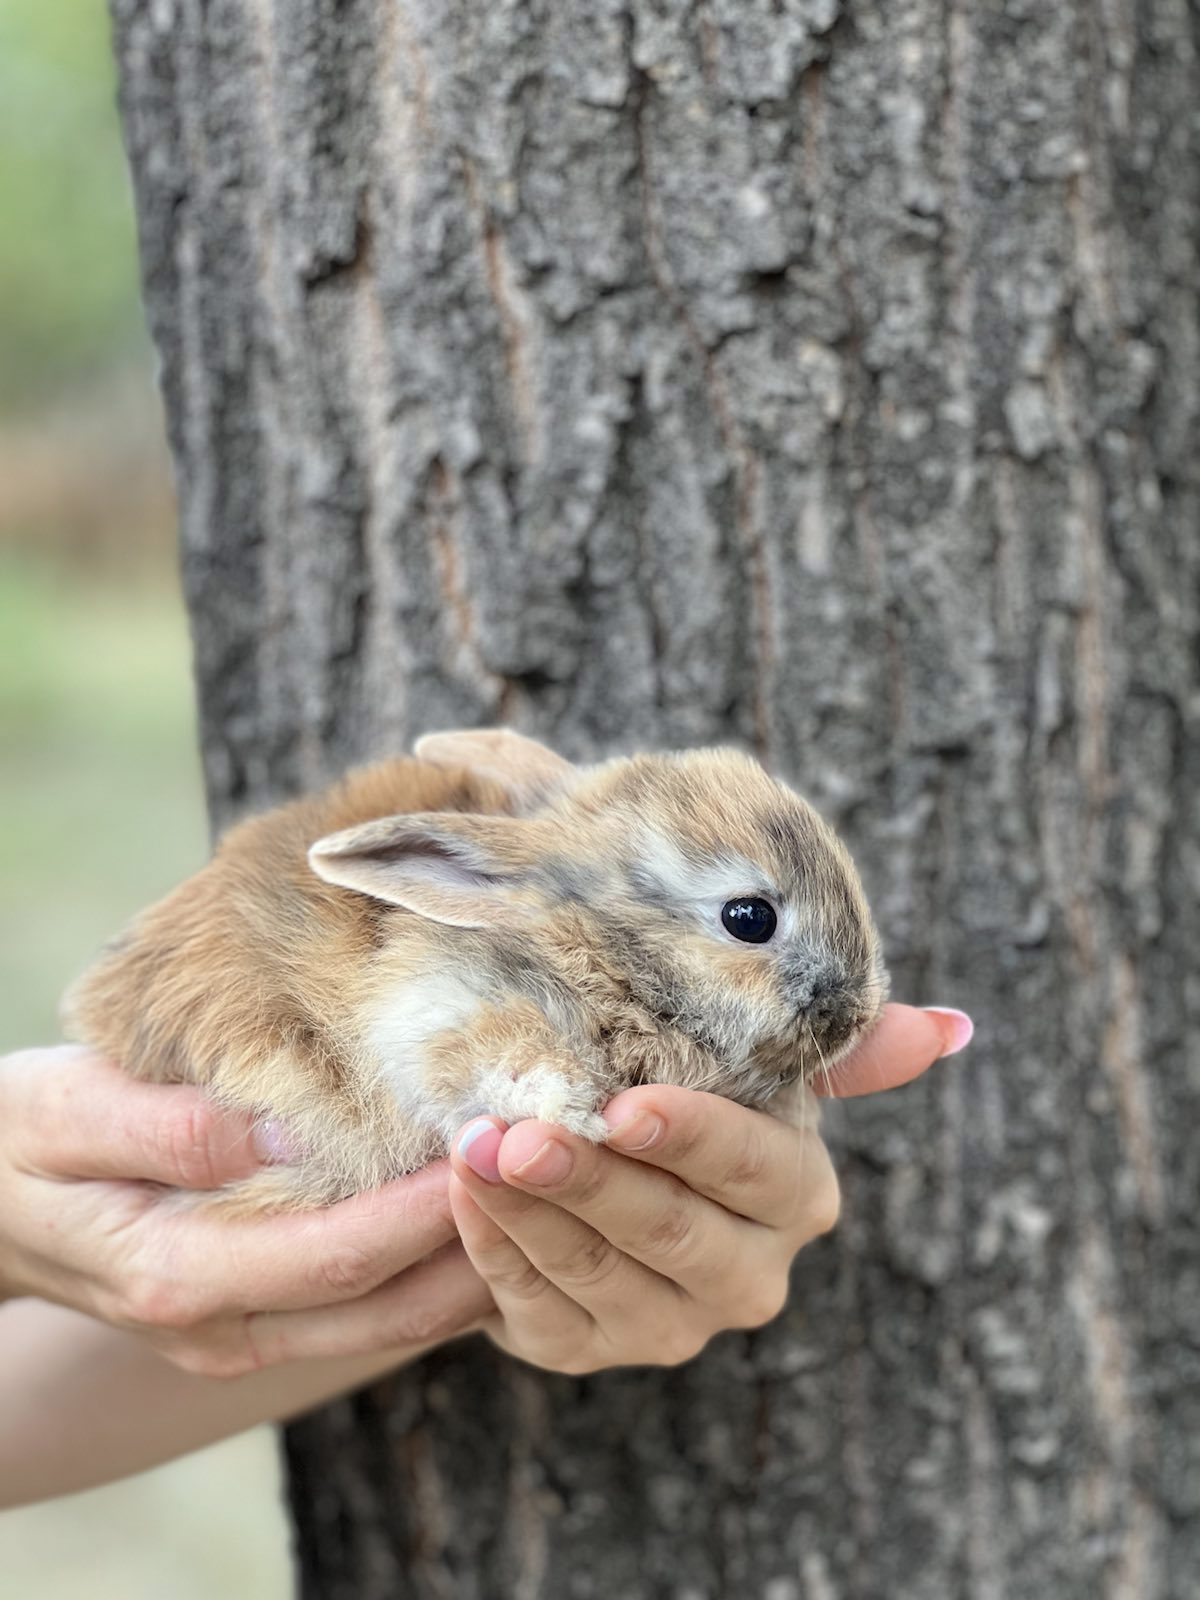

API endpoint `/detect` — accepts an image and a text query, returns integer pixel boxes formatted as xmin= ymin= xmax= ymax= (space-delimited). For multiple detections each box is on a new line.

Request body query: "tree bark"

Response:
xmin=109 ymin=1 xmax=1199 ymax=1595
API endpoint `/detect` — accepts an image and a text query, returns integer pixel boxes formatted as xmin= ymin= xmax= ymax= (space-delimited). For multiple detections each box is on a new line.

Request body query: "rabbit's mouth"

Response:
xmin=796 ymin=1011 xmax=874 ymax=1087
xmin=784 ymin=948 xmax=891 ymax=1080
xmin=744 ymin=984 xmax=886 ymax=1098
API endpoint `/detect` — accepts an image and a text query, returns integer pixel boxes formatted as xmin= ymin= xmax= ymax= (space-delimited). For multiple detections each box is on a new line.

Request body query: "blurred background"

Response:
xmin=0 ymin=3 xmax=291 ymax=1592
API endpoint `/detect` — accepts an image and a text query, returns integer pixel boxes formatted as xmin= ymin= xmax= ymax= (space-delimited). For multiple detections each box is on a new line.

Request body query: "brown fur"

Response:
xmin=62 ymin=732 xmax=888 ymax=1209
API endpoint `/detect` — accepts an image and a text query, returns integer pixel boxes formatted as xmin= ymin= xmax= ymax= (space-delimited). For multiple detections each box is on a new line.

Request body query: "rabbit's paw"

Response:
xmin=473 ymin=1062 xmax=608 ymax=1141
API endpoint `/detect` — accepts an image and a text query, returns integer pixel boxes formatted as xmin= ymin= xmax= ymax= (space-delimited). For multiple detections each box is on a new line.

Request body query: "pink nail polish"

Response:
xmin=458 ymin=1119 xmax=503 ymax=1183
xmin=922 ymin=1007 xmax=975 ymax=1057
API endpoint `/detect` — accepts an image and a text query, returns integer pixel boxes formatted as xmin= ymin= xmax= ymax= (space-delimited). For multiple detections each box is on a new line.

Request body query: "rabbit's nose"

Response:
xmin=782 ymin=958 xmax=843 ymax=1013
xmin=808 ymin=986 xmax=848 ymax=1036
xmin=808 ymin=969 xmax=838 ymax=1003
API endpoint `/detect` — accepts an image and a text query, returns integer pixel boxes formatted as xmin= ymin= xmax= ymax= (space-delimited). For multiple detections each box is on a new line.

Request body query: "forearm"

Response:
xmin=0 ymin=1298 xmax=439 ymax=1508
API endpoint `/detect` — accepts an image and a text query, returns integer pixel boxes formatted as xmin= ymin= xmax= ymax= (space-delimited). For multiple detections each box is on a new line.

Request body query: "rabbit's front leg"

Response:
xmin=425 ymin=1001 xmax=610 ymax=1142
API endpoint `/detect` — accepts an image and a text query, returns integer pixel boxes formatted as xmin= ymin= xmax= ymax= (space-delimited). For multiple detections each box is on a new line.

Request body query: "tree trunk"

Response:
xmin=109 ymin=1 xmax=1198 ymax=1595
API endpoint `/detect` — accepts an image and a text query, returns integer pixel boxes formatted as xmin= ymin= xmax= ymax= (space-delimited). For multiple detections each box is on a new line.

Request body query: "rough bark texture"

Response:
xmin=109 ymin=1 xmax=1199 ymax=1596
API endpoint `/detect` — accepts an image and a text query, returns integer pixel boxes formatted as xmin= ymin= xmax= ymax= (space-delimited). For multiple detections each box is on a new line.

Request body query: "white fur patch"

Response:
xmin=455 ymin=1063 xmax=607 ymax=1141
xmin=363 ymin=976 xmax=606 ymax=1144
xmin=364 ymin=970 xmax=479 ymax=1119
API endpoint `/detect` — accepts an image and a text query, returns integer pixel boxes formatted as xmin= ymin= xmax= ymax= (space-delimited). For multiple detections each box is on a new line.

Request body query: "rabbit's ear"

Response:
xmin=413 ymin=727 xmax=576 ymax=811
xmin=308 ymin=812 xmax=544 ymax=927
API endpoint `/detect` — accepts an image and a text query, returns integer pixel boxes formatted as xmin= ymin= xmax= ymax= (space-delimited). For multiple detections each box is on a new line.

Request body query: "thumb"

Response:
xmin=12 ymin=1047 xmax=287 ymax=1189
xmin=813 ymin=1003 xmax=974 ymax=1098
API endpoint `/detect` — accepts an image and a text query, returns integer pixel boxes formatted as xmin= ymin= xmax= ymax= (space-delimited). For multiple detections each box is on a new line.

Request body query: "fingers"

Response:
xmin=6 ymin=1048 xmax=271 ymax=1188
xmin=245 ymin=1243 xmax=493 ymax=1370
xmin=449 ymin=1168 xmax=709 ymax=1373
xmin=139 ymin=1246 xmax=492 ymax=1378
xmin=105 ymin=1162 xmax=463 ymax=1327
xmin=448 ymin=1176 xmax=605 ymax=1372
xmin=597 ymin=1086 xmax=832 ymax=1227
xmin=812 ymin=1003 xmax=974 ymax=1098
xmin=449 ymin=1114 xmax=821 ymax=1367
xmin=452 ymin=1118 xmax=771 ymax=1311
xmin=3 ymin=999 xmax=963 ymax=1383
xmin=451 ymin=1152 xmax=672 ymax=1319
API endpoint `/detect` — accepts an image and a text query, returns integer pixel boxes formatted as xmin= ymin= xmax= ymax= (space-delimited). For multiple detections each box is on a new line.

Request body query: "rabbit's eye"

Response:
xmin=720 ymin=897 xmax=777 ymax=944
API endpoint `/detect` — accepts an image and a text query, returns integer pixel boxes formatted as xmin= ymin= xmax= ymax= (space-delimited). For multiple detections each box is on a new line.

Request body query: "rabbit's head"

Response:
xmin=310 ymin=731 xmax=888 ymax=1096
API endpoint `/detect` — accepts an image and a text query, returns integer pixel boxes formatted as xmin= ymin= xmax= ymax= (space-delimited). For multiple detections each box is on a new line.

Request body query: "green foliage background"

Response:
xmin=0 ymin=0 xmax=204 ymax=1049
xmin=0 ymin=9 xmax=290 ymax=1594
xmin=0 ymin=553 xmax=207 ymax=1050
xmin=0 ymin=0 xmax=145 ymax=410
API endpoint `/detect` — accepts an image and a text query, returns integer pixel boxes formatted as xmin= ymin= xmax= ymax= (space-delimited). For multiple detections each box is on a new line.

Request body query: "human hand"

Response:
xmin=447 ymin=1003 xmax=973 ymax=1374
xmin=0 ymin=1046 xmax=492 ymax=1378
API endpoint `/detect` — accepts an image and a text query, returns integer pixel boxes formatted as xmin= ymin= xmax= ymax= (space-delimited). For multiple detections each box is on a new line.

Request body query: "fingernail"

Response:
xmin=253 ymin=1117 xmax=302 ymax=1165
xmin=458 ymin=1119 xmax=504 ymax=1183
xmin=922 ymin=1007 xmax=975 ymax=1057
xmin=604 ymin=1109 xmax=665 ymax=1152
xmin=513 ymin=1139 xmax=574 ymax=1186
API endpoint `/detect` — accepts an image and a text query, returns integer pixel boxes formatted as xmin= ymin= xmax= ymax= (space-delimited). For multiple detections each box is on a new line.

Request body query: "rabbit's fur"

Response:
xmin=63 ymin=730 xmax=887 ymax=1209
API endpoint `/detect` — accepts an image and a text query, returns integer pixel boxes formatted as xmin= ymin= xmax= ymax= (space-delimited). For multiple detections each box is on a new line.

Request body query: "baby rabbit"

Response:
xmin=62 ymin=730 xmax=888 ymax=1210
